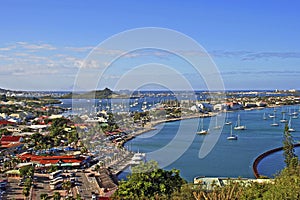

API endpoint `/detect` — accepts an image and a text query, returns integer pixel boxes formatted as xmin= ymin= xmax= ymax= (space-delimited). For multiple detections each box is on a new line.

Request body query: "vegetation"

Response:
xmin=40 ymin=193 xmax=48 ymax=200
xmin=53 ymin=192 xmax=61 ymax=200
xmin=113 ymin=125 xmax=300 ymax=200
xmin=113 ymin=161 xmax=186 ymax=199
xmin=61 ymin=87 xmax=124 ymax=99
xmin=62 ymin=180 xmax=72 ymax=194
xmin=283 ymin=124 xmax=298 ymax=169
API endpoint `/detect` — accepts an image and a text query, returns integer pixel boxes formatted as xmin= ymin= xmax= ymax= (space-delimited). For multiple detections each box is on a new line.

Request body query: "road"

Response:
xmin=76 ymin=171 xmax=100 ymax=199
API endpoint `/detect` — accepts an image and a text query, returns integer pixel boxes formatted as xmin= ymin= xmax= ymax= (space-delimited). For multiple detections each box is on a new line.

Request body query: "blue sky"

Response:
xmin=0 ymin=0 xmax=300 ymax=91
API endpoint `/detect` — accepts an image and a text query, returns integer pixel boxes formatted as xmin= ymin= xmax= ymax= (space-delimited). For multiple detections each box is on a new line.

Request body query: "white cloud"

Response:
xmin=16 ymin=42 xmax=56 ymax=51
xmin=65 ymin=46 xmax=94 ymax=52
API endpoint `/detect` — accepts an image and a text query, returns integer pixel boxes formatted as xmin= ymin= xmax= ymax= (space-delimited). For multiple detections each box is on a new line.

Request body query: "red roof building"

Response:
xmin=0 ymin=136 xmax=23 ymax=143
xmin=0 ymin=136 xmax=23 ymax=149
xmin=18 ymin=152 xmax=87 ymax=167
xmin=0 ymin=120 xmax=15 ymax=126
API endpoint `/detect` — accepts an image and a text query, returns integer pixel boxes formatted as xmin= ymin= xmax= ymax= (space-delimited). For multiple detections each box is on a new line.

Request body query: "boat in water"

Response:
xmin=270 ymin=116 xmax=279 ymax=126
xmin=197 ymin=118 xmax=208 ymax=135
xmin=213 ymin=116 xmax=221 ymax=130
xmin=288 ymin=117 xmax=296 ymax=132
xmin=263 ymin=113 xmax=267 ymax=120
xmin=225 ymin=121 xmax=232 ymax=125
xmin=234 ymin=114 xmax=246 ymax=130
xmin=280 ymin=113 xmax=288 ymax=123
xmin=227 ymin=125 xmax=238 ymax=140
xmin=129 ymin=152 xmax=146 ymax=165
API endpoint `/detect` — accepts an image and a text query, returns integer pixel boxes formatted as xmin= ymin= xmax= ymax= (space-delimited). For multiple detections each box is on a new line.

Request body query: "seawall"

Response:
xmin=252 ymin=143 xmax=300 ymax=178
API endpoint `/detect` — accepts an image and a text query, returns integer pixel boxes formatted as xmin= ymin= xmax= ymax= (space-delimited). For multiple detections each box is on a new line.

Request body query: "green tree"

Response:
xmin=113 ymin=161 xmax=186 ymax=199
xmin=62 ymin=180 xmax=72 ymax=194
xmin=22 ymin=186 xmax=30 ymax=198
xmin=19 ymin=165 xmax=34 ymax=178
xmin=94 ymin=164 xmax=100 ymax=171
xmin=283 ymin=124 xmax=298 ymax=169
xmin=259 ymin=166 xmax=300 ymax=199
xmin=40 ymin=193 xmax=48 ymax=200
xmin=48 ymin=165 xmax=58 ymax=173
xmin=53 ymin=191 xmax=61 ymax=200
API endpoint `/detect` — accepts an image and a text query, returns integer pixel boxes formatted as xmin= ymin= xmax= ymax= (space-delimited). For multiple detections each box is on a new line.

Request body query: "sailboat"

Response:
xmin=234 ymin=114 xmax=246 ymax=130
xmin=288 ymin=117 xmax=296 ymax=132
xmin=270 ymin=116 xmax=279 ymax=126
xmin=225 ymin=113 xmax=232 ymax=125
xmin=225 ymin=121 xmax=232 ymax=125
xmin=227 ymin=125 xmax=238 ymax=140
xmin=280 ymin=112 xmax=288 ymax=123
xmin=263 ymin=112 xmax=267 ymax=120
xmin=197 ymin=118 xmax=208 ymax=135
xmin=269 ymin=112 xmax=275 ymax=118
xmin=213 ymin=116 xmax=221 ymax=129
xmin=292 ymin=112 xmax=298 ymax=119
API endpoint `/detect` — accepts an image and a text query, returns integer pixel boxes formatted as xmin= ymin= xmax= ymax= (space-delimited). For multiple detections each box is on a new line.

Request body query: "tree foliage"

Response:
xmin=113 ymin=161 xmax=186 ymax=199
xmin=283 ymin=124 xmax=298 ymax=169
xmin=53 ymin=191 xmax=61 ymax=200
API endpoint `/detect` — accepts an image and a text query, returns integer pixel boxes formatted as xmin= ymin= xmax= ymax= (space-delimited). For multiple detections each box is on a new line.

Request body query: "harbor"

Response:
xmin=121 ymin=105 xmax=300 ymax=181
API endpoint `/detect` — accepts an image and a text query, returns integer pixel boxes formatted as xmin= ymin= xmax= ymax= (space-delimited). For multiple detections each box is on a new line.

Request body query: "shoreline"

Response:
xmin=112 ymin=104 xmax=299 ymax=177
xmin=120 ymin=112 xmax=216 ymax=147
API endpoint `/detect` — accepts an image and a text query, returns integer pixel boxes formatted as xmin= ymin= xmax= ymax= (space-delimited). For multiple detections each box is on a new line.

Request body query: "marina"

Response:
xmin=121 ymin=105 xmax=300 ymax=181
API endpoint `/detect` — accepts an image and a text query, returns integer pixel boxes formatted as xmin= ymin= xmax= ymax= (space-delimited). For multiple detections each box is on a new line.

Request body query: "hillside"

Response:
xmin=61 ymin=88 xmax=128 ymax=99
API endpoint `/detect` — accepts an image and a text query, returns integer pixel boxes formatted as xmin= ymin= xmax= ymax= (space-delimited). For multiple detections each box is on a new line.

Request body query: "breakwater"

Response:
xmin=252 ymin=143 xmax=300 ymax=178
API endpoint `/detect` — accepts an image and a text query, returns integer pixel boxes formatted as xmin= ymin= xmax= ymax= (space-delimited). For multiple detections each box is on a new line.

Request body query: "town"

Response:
xmin=0 ymin=88 xmax=299 ymax=199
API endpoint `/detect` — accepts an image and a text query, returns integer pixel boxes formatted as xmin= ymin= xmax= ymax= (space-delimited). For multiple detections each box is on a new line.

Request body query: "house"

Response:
xmin=0 ymin=136 xmax=24 ymax=143
xmin=0 ymin=136 xmax=24 ymax=149
xmin=197 ymin=103 xmax=213 ymax=112
xmin=18 ymin=152 xmax=90 ymax=168
xmin=0 ymin=120 xmax=15 ymax=127
xmin=225 ymin=102 xmax=243 ymax=110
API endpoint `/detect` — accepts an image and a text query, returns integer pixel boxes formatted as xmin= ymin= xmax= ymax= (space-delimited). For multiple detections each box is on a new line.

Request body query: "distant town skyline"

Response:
xmin=0 ymin=0 xmax=300 ymax=91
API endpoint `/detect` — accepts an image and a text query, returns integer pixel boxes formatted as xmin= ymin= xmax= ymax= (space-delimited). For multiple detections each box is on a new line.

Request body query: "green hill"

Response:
xmin=61 ymin=88 xmax=128 ymax=99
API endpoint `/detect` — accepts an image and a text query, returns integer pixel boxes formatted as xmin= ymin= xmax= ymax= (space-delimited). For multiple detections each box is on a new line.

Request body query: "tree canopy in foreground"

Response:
xmin=113 ymin=160 xmax=187 ymax=199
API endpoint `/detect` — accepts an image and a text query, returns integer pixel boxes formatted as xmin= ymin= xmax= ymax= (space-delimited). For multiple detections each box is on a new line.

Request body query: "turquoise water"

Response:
xmin=121 ymin=106 xmax=300 ymax=182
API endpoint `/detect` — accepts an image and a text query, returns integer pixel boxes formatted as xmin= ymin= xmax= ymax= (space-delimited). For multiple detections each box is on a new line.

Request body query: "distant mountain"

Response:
xmin=61 ymin=88 xmax=128 ymax=99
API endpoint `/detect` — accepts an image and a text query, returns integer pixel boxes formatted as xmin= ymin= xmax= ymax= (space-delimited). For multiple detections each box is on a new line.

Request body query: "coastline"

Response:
xmin=120 ymin=112 xmax=216 ymax=147
xmin=110 ymin=104 xmax=299 ymax=178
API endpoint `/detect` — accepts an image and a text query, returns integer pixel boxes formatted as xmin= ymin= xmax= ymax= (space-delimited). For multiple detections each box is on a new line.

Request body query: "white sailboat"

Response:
xmin=269 ymin=112 xmax=275 ymax=118
xmin=225 ymin=113 xmax=232 ymax=125
xmin=270 ymin=116 xmax=279 ymax=126
xmin=225 ymin=121 xmax=232 ymax=125
xmin=263 ymin=112 xmax=267 ymax=120
xmin=292 ymin=113 xmax=298 ymax=119
xmin=213 ymin=116 xmax=221 ymax=129
xmin=288 ymin=117 xmax=296 ymax=132
xmin=197 ymin=118 xmax=208 ymax=135
xmin=280 ymin=112 xmax=288 ymax=123
xmin=227 ymin=125 xmax=238 ymax=140
xmin=234 ymin=114 xmax=246 ymax=130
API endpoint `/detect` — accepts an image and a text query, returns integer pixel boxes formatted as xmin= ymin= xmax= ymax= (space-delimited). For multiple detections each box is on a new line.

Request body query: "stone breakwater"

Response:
xmin=252 ymin=143 xmax=300 ymax=178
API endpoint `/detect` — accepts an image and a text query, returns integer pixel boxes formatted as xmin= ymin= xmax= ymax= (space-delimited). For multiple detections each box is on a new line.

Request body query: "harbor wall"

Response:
xmin=252 ymin=143 xmax=300 ymax=178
